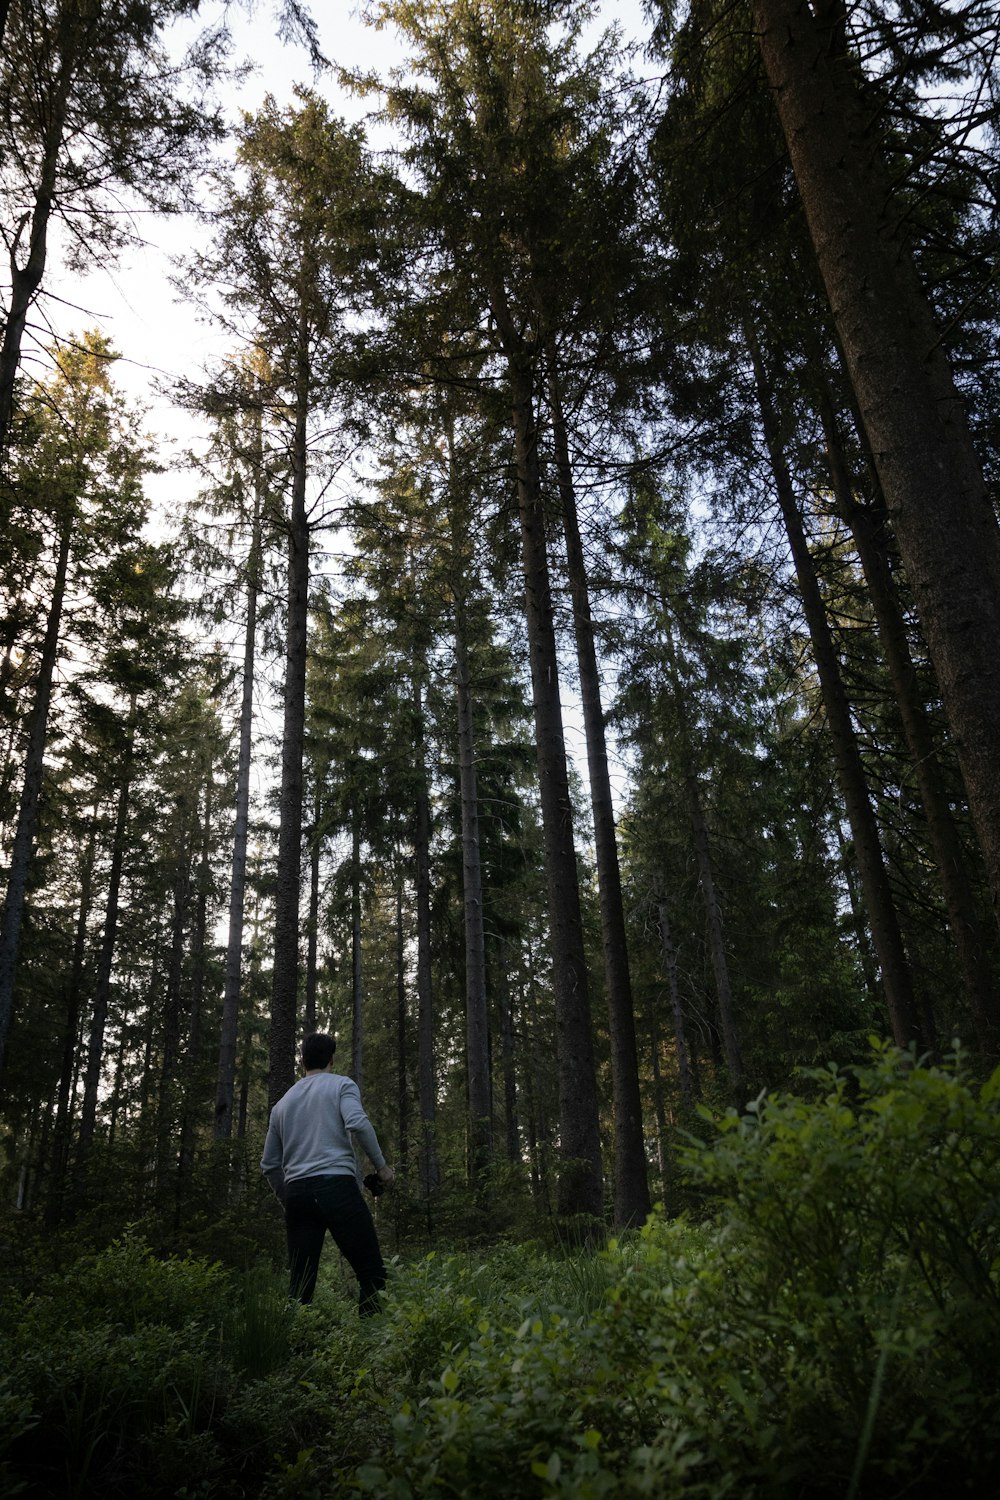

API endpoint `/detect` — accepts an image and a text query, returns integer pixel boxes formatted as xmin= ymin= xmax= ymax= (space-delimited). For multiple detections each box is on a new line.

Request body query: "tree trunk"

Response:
xmin=455 ymin=622 xmax=493 ymax=1176
xmin=413 ymin=679 xmax=438 ymax=1195
xmin=77 ymin=698 xmax=137 ymax=1154
xmin=685 ymin=769 xmax=746 ymax=1085
xmin=395 ymin=869 xmax=409 ymax=1167
xmin=508 ymin=352 xmax=603 ymax=1225
xmin=548 ymin=354 xmax=649 ymax=1227
xmin=0 ymin=32 xmax=73 ymax=459
xmin=0 ymin=511 xmax=72 ymax=1074
xmin=751 ymin=0 xmax=1000 ymax=936
xmin=657 ymin=900 xmax=695 ymax=1110
xmin=648 ymin=1022 xmax=669 ymax=1204
xmin=821 ymin=398 xmax=999 ymax=1050
xmin=522 ymin=942 xmax=553 ymax=1216
xmin=497 ymin=949 xmax=519 ymax=1164
xmin=107 ymin=995 xmax=131 ymax=1148
xmin=303 ymin=789 xmax=322 ymax=1034
xmin=748 ymin=327 xmax=921 ymax=1047
xmin=350 ymin=813 xmax=363 ymax=1090
xmin=48 ymin=813 xmax=97 ymax=1222
xmin=834 ymin=815 xmax=880 ymax=1003
xmin=157 ymin=830 xmax=191 ymax=1183
xmin=214 ymin=470 xmax=261 ymax=1137
xmin=177 ymin=762 xmax=214 ymax=1212
xmin=267 ymin=309 xmax=310 ymax=1110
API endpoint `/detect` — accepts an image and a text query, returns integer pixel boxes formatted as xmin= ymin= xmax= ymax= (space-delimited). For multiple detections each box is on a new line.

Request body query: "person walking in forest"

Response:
xmin=261 ymin=1031 xmax=395 ymax=1312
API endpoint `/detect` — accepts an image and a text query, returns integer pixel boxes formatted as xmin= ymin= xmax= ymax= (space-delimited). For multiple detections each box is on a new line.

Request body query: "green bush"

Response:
xmin=0 ymin=1240 xmax=298 ymax=1498
xmin=340 ymin=1047 xmax=1000 ymax=1498
xmin=666 ymin=1042 xmax=1000 ymax=1492
xmin=1 ymin=1047 xmax=997 ymax=1498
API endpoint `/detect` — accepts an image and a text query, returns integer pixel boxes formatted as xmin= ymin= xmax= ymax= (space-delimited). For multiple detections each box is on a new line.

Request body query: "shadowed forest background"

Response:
xmin=1 ymin=0 xmax=999 ymax=1494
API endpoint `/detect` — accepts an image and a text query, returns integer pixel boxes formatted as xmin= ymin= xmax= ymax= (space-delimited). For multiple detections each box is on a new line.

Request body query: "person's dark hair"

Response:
xmin=302 ymin=1032 xmax=337 ymax=1071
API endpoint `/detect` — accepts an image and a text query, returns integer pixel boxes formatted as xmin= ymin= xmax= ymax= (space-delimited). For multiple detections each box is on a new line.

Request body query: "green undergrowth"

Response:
xmin=2 ymin=1045 xmax=998 ymax=1498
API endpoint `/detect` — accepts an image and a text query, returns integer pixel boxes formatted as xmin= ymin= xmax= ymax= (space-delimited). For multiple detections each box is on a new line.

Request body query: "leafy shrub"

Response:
xmin=667 ymin=1042 xmax=1000 ymax=1492
xmin=342 ymin=1047 xmax=1000 ymax=1498
xmin=0 ymin=1241 xmax=224 ymax=1497
xmin=0 ymin=1239 xmax=294 ymax=1498
xmin=1 ymin=1048 xmax=997 ymax=1498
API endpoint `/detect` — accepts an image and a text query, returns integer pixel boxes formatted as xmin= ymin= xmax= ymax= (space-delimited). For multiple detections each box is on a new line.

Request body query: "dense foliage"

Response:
xmin=2 ymin=1049 xmax=997 ymax=1497
xmin=2 ymin=0 xmax=1000 ymax=1486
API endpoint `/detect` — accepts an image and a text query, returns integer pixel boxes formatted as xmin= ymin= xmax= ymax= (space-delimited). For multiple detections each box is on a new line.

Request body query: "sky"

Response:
xmin=28 ymin=0 xmax=654 ymax=816
xmin=41 ymin=3 xmax=410 ymax=489
xmin=38 ymin=0 xmax=655 ymax=505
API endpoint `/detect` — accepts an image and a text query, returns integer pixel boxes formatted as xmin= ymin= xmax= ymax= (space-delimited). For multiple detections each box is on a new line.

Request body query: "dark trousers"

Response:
xmin=284 ymin=1173 xmax=386 ymax=1314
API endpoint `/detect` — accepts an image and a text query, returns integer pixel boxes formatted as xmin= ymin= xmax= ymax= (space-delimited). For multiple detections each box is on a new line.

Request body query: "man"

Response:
xmin=261 ymin=1031 xmax=395 ymax=1313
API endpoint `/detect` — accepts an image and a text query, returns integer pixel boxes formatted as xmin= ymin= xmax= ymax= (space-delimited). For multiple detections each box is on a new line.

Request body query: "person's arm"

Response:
xmin=339 ymin=1078 xmax=393 ymax=1181
xmin=260 ymin=1116 xmax=286 ymax=1204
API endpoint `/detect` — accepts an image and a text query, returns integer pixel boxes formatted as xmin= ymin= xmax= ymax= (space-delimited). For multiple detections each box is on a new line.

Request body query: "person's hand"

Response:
xmin=377 ymin=1164 xmax=395 ymax=1186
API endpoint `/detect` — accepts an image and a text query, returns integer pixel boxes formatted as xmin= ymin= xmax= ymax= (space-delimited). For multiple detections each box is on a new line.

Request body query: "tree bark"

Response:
xmin=657 ymin=900 xmax=695 ymax=1111
xmin=751 ymin=0 xmax=1000 ymax=936
xmin=497 ymin=949 xmax=519 ymax=1164
xmin=48 ymin=813 xmax=97 ymax=1221
xmin=0 ymin=510 xmax=72 ymax=1074
xmin=749 ymin=328 xmax=921 ymax=1047
xmin=685 ymin=769 xmax=746 ymax=1085
xmin=648 ymin=1021 xmax=669 ymax=1205
xmin=303 ymin=788 xmax=322 ymax=1035
xmin=395 ymin=869 xmax=409 ymax=1167
xmin=821 ymin=396 xmax=999 ymax=1050
xmin=508 ymin=352 xmax=603 ymax=1224
xmin=0 ymin=16 xmax=77 ymax=459
xmin=157 ymin=827 xmax=191 ymax=1182
xmin=413 ymin=678 xmax=439 ymax=1196
xmin=267 ymin=308 xmax=310 ymax=1110
xmin=548 ymin=354 xmax=649 ymax=1228
xmin=77 ymin=698 xmax=136 ymax=1154
xmin=215 ymin=465 xmax=261 ymax=1137
xmin=177 ymin=760 xmax=214 ymax=1212
xmin=350 ymin=812 xmax=363 ymax=1090
xmin=455 ymin=622 xmax=493 ymax=1176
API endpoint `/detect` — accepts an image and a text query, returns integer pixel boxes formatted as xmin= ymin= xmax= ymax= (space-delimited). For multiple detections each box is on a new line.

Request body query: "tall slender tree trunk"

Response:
xmin=178 ymin=764 xmax=214 ymax=1211
xmin=751 ymin=0 xmax=1000 ymax=935
xmin=657 ymin=900 xmax=695 ymax=1111
xmin=303 ymin=788 xmax=322 ymax=1034
xmin=216 ymin=471 xmax=262 ymax=1136
xmin=685 ymin=770 xmax=745 ymax=1086
xmin=749 ymin=329 xmax=921 ymax=1047
xmin=413 ymin=679 xmax=438 ymax=1195
xmin=523 ymin=941 xmax=553 ymax=1215
xmin=455 ymin=623 xmax=493 ymax=1176
xmin=497 ymin=949 xmax=519 ymax=1164
xmin=395 ymin=869 xmax=409 ymax=1167
xmin=48 ymin=813 xmax=97 ymax=1221
xmin=77 ymin=698 xmax=137 ymax=1154
xmin=648 ymin=1023 xmax=669 ymax=1203
xmin=0 ymin=511 xmax=72 ymax=1074
xmin=350 ymin=813 xmax=363 ymax=1090
xmin=507 ymin=351 xmax=603 ymax=1224
xmin=107 ymin=997 xmax=130 ymax=1148
xmin=547 ymin=355 xmax=649 ymax=1227
xmin=0 ymin=40 xmax=73 ymax=459
xmin=157 ymin=832 xmax=191 ymax=1183
xmin=821 ymin=398 xmax=999 ymax=1050
xmin=834 ymin=816 xmax=880 ymax=1004
xmin=268 ymin=308 xmax=310 ymax=1110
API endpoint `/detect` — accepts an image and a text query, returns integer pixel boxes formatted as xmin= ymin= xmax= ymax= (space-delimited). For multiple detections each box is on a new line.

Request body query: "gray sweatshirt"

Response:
xmin=260 ymin=1071 xmax=386 ymax=1201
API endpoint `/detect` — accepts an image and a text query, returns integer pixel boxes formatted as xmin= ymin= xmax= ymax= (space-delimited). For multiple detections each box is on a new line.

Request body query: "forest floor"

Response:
xmin=2 ymin=1048 xmax=999 ymax=1497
